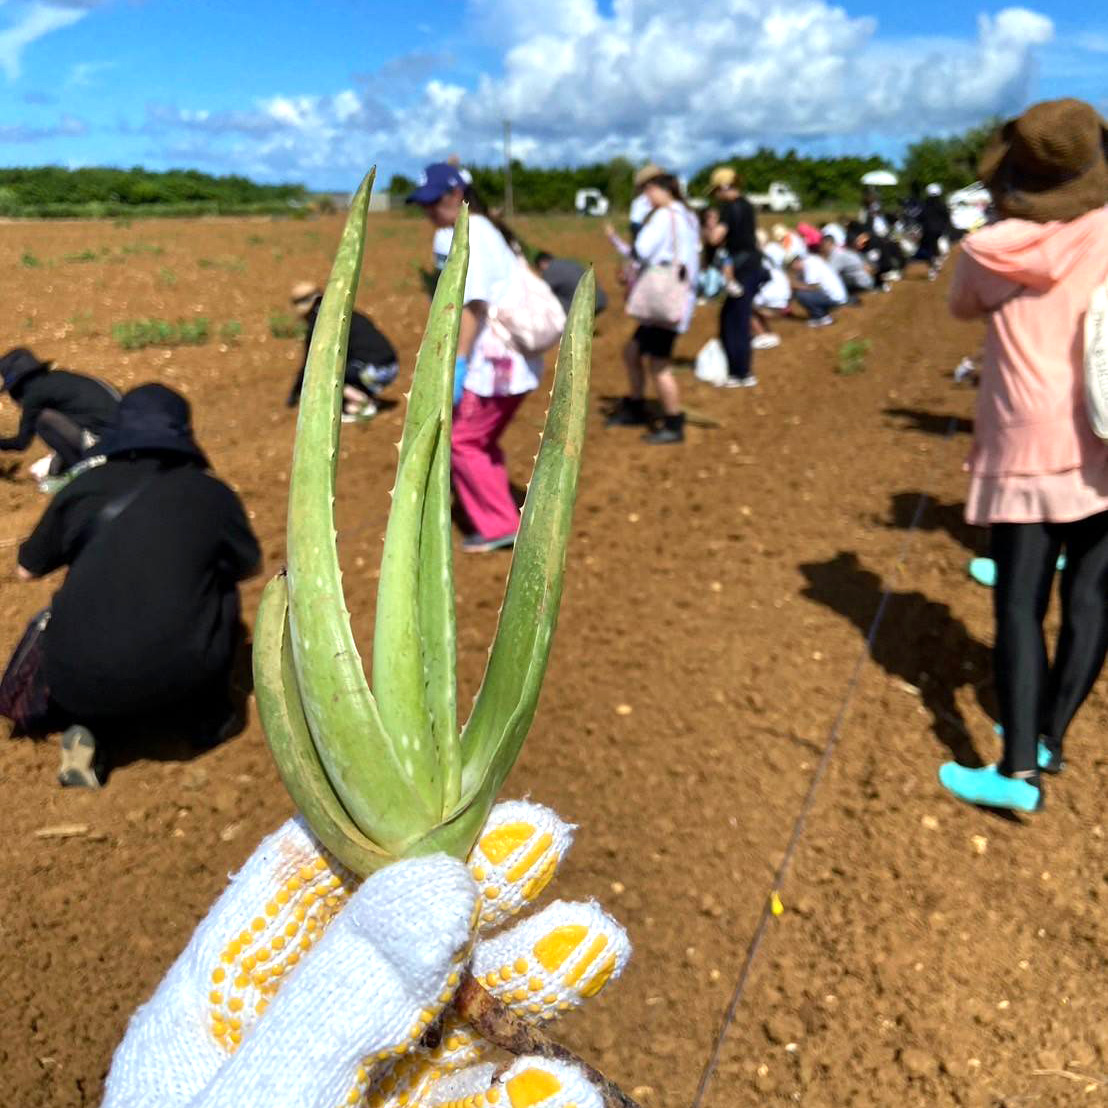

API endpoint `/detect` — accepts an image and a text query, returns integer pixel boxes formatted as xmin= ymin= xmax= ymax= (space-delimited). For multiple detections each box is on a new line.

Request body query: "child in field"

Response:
xmin=285 ymin=282 xmax=399 ymax=422
xmin=409 ymin=163 xmax=542 ymax=550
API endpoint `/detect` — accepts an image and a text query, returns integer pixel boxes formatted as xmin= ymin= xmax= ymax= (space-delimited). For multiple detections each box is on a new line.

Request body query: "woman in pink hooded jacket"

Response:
xmin=939 ymin=99 xmax=1108 ymax=812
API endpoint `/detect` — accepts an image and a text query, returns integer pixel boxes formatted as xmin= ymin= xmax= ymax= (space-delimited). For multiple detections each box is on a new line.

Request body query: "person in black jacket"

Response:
xmin=14 ymin=384 xmax=261 ymax=787
xmin=535 ymin=253 xmax=608 ymax=316
xmin=285 ymin=282 xmax=399 ymax=421
xmin=0 ymin=348 xmax=119 ymax=475
xmin=917 ymin=184 xmax=952 ymax=280
xmin=706 ymin=167 xmax=764 ymax=388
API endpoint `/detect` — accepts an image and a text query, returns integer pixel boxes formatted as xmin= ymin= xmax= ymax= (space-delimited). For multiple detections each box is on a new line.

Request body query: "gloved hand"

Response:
xmin=453 ymin=357 xmax=468 ymax=408
xmin=103 ymin=800 xmax=629 ymax=1108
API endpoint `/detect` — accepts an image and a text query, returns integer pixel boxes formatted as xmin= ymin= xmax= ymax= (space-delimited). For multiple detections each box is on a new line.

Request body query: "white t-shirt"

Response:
xmin=630 ymin=192 xmax=653 ymax=229
xmin=754 ymin=262 xmax=791 ymax=310
xmin=432 ymin=226 xmax=453 ymax=271
xmin=633 ymin=202 xmax=701 ymax=333
xmin=436 ymin=214 xmax=541 ymax=397
xmin=762 ymin=241 xmax=787 ymax=268
xmin=799 ymin=254 xmax=848 ymax=304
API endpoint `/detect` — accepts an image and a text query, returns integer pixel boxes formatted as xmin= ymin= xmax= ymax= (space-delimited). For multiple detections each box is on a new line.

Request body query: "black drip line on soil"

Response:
xmin=690 ymin=416 xmax=958 ymax=1108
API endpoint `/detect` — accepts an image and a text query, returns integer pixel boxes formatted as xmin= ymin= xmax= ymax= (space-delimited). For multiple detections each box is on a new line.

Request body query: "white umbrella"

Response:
xmin=861 ymin=170 xmax=899 ymax=187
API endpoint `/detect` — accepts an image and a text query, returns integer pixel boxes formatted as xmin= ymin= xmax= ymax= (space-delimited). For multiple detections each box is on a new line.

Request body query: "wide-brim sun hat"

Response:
xmin=0 ymin=347 xmax=48 ymax=394
xmin=290 ymin=281 xmax=322 ymax=318
xmin=97 ymin=382 xmax=207 ymax=464
xmin=634 ymin=163 xmax=665 ymax=189
xmin=980 ymin=97 xmax=1108 ymax=224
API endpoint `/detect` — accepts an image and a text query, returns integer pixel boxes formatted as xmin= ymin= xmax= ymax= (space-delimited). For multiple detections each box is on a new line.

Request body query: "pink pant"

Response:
xmin=451 ymin=390 xmax=527 ymax=539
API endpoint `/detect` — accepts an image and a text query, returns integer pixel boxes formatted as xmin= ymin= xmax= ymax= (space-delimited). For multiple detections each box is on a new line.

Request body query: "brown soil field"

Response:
xmin=1 ymin=212 xmax=1106 ymax=1108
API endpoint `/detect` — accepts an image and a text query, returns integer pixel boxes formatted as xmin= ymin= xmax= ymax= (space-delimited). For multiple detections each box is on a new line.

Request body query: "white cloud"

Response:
xmin=0 ymin=112 xmax=86 ymax=141
xmin=0 ymin=2 xmax=89 ymax=80
xmin=65 ymin=58 xmax=115 ymax=87
xmin=138 ymin=0 xmax=1057 ymax=182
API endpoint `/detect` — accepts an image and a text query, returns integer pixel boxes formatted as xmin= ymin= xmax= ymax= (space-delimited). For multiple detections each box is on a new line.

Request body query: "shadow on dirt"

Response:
xmin=798 ymin=550 xmax=993 ymax=767
xmin=879 ymin=491 xmax=986 ymax=556
xmin=883 ymin=407 xmax=974 ymax=436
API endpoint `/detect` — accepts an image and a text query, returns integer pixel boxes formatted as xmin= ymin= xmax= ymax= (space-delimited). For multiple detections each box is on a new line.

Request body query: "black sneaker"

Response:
xmin=643 ymin=412 xmax=685 ymax=445
xmin=606 ymin=398 xmax=649 ymax=426
xmin=58 ymin=725 xmax=102 ymax=788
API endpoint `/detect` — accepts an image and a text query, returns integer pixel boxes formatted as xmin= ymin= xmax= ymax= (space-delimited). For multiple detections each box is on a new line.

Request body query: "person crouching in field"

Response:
xmin=285 ymin=282 xmax=399 ymax=422
xmin=409 ymin=162 xmax=541 ymax=552
xmin=786 ymin=229 xmax=849 ymax=326
xmin=535 ymin=252 xmax=609 ymax=318
xmin=0 ymin=348 xmax=119 ymax=482
xmin=938 ymin=98 xmax=1108 ymax=813
xmin=7 ymin=384 xmax=260 ymax=787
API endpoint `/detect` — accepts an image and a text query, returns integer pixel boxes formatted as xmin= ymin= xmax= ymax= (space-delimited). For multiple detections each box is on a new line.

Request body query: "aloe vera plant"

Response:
xmin=253 ymin=169 xmax=594 ymax=877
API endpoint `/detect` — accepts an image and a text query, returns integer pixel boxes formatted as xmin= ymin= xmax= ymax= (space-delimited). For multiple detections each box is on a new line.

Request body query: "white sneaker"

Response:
xmin=807 ymin=316 xmax=835 ymax=328
xmin=29 ymin=454 xmax=54 ymax=481
xmin=722 ymin=375 xmax=758 ymax=388
xmin=751 ymin=334 xmax=781 ymax=350
xmin=953 ymin=357 xmax=976 ymax=383
xmin=341 ymin=400 xmax=378 ymax=423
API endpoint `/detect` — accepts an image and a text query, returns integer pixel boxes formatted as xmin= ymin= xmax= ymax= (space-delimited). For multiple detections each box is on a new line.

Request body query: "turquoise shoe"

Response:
xmin=991 ymin=723 xmax=1064 ymax=774
xmin=938 ymin=763 xmax=1042 ymax=812
xmin=967 ymin=555 xmax=1066 ymax=589
xmin=967 ymin=557 xmax=997 ymax=588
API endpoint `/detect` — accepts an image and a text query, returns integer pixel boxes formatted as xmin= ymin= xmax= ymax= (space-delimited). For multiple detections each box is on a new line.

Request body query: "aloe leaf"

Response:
xmin=372 ymin=411 xmax=442 ymax=811
xmin=376 ymin=207 xmax=469 ymax=816
xmin=286 ymin=168 xmax=434 ymax=851
xmin=455 ymin=268 xmax=595 ymax=819
xmin=254 ymin=574 xmax=392 ymax=875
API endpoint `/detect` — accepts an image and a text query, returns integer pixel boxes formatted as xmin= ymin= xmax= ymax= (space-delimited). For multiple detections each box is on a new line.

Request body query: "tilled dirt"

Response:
xmin=0 ymin=214 xmax=1105 ymax=1108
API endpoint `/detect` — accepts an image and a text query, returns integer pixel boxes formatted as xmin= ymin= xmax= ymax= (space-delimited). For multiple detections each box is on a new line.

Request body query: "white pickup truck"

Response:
xmin=747 ymin=182 xmax=802 ymax=212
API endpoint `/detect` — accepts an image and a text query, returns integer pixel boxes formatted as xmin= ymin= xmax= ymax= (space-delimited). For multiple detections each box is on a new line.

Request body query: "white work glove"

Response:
xmin=104 ymin=801 xmax=629 ymax=1108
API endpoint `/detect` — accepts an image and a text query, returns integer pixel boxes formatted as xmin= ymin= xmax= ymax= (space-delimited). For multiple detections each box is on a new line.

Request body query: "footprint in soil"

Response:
xmin=798 ymin=550 xmax=992 ymax=768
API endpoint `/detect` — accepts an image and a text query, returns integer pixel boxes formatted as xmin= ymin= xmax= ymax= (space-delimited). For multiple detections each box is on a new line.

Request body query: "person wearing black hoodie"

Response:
xmin=13 ymin=384 xmax=261 ymax=787
xmin=0 ymin=348 xmax=119 ymax=474
xmin=284 ymin=282 xmax=398 ymax=421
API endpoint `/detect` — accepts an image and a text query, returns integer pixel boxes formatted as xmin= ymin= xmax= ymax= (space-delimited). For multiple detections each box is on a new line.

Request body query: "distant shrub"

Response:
xmin=268 ymin=311 xmax=306 ymax=340
xmin=112 ymin=317 xmax=210 ymax=350
xmin=20 ymin=250 xmax=41 ymax=267
xmin=836 ymin=338 xmax=870 ymax=376
xmin=219 ymin=320 xmax=243 ymax=344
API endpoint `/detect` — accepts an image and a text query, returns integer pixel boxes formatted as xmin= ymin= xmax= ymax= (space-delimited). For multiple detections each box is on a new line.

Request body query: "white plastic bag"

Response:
xmin=694 ymin=338 xmax=728 ymax=386
xmin=1084 ymin=279 xmax=1108 ymax=439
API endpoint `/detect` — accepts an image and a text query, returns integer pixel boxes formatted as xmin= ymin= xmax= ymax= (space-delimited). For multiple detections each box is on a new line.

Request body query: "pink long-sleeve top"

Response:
xmin=949 ymin=208 xmax=1108 ymax=525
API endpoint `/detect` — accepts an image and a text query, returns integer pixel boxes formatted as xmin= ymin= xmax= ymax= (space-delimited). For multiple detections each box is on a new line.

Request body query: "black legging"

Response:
xmin=35 ymin=409 xmax=89 ymax=472
xmin=992 ymin=510 xmax=1108 ymax=775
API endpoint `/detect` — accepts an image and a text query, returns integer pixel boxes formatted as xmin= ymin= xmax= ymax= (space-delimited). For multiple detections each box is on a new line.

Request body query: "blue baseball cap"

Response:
xmin=406 ymin=163 xmax=467 ymax=205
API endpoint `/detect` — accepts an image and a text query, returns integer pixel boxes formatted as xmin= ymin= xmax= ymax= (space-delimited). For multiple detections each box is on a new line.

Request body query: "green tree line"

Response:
xmin=0 ymin=167 xmax=310 ymax=218
xmin=389 ymin=120 xmax=1003 ymax=212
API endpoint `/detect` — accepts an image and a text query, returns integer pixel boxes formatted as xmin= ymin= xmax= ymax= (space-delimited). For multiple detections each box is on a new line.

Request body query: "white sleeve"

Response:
xmin=633 ymin=212 xmax=670 ymax=265
xmin=460 ymin=216 xmax=491 ymax=305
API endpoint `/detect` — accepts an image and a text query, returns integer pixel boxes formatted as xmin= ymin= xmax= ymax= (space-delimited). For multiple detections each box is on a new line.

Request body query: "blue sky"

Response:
xmin=0 ymin=0 xmax=1103 ymax=188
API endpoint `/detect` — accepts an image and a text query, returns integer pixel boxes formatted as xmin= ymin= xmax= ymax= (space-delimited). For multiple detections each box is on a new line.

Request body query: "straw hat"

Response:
xmin=290 ymin=281 xmax=322 ymax=318
xmin=979 ymin=98 xmax=1108 ymax=223
xmin=634 ymin=163 xmax=665 ymax=189
xmin=707 ymin=166 xmax=738 ymax=194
